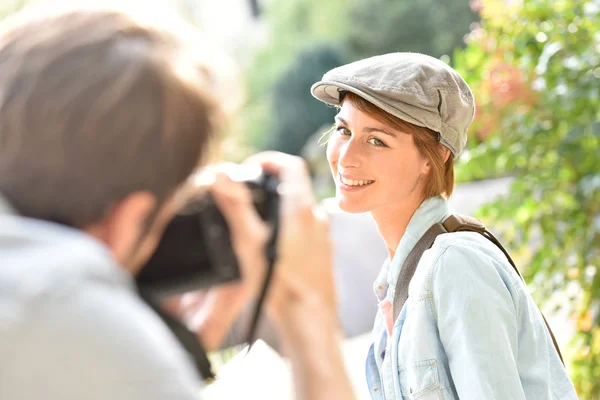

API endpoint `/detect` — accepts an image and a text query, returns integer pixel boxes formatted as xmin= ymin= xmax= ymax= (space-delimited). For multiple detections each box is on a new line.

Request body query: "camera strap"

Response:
xmin=245 ymin=195 xmax=280 ymax=348
xmin=139 ymin=289 xmax=216 ymax=382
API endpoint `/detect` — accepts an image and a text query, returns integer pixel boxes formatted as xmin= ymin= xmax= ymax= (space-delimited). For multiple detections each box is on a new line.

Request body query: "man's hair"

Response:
xmin=341 ymin=92 xmax=454 ymax=199
xmin=0 ymin=6 xmax=219 ymax=227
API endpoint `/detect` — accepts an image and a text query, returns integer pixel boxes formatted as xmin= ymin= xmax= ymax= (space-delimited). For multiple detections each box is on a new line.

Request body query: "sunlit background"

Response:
xmin=2 ymin=0 xmax=598 ymax=398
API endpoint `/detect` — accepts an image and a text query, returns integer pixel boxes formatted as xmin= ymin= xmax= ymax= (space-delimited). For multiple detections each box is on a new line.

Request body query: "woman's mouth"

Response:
xmin=339 ymin=174 xmax=375 ymax=190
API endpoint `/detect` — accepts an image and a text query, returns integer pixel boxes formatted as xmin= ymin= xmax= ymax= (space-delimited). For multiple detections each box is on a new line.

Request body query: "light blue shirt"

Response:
xmin=366 ymin=196 xmax=578 ymax=399
xmin=0 ymin=195 xmax=202 ymax=399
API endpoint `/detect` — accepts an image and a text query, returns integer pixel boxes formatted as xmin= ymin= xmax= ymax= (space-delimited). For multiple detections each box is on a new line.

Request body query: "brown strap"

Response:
xmin=392 ymin=222 xmax=447 ymax=322
xmin=392 ymin=215 xmax=564 ymax=364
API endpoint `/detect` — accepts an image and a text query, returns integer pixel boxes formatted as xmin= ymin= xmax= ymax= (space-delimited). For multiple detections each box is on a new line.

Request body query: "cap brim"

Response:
xmin=311 ymin=80 xmax=428 ymax=131
xmin=311 ymin=81 xmax=376 ymax=106
xmin=311 ymin=81 xmax=344 ymax=105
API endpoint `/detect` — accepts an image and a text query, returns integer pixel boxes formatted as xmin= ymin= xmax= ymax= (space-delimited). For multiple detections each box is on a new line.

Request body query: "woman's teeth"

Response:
xmin=340 ymin=176 xmax=374 ymax=186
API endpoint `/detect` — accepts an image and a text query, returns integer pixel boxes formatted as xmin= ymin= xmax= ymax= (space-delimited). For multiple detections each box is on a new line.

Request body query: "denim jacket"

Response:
xmin=365 ymin=196 xmax=578 ymax=400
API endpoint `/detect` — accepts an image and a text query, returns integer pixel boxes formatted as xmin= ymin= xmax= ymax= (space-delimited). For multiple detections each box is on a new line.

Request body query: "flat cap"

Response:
xmin=311 ymin=52 xmax=475 ymax=156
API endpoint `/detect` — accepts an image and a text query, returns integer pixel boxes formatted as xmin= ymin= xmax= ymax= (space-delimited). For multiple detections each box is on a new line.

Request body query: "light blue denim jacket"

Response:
xmin=365 ymin=196 xmax=578 ymax=400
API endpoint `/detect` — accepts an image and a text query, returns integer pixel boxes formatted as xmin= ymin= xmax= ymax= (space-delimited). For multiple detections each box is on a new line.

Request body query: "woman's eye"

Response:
xmin=368 ymin=137 xmax=387 ymax=147
xmin=336 ymin=127 xmax=351 ymax=136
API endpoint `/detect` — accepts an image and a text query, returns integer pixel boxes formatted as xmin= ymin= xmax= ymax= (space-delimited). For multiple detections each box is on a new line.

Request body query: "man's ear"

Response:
xmin=84 ymin=192 xmax=157 ymax=265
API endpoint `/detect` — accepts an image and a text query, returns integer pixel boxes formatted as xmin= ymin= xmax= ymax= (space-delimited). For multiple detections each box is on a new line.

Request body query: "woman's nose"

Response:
xmin=338 ymin=139 xmax=362 ymax=169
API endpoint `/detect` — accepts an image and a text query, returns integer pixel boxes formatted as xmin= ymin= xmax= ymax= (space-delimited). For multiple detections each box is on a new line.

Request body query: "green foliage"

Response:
xmin=246 ymin=0 xmax=350 ymax=97
xmin=453 ymin=0 xmax=600 ymax=397
xmin=240 ymin=0 xmax=350 ymax=151
xmin=0 ymin=0 xmax=29 ymax=19
xmin=344 ymin=0 xmax=478 ymax=60
xmin=268 ymin=44 xmax=343 ymax=155
xmin=241 ymin=0 xmax=478 ymax=155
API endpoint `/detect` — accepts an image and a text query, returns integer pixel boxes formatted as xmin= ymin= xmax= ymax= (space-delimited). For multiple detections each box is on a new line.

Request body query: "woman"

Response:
xmin=311 ymin=53 xmax=577 ymax=399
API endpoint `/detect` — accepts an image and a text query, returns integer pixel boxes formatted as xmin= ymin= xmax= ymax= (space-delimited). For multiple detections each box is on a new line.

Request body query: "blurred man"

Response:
xmin=0 ymin=4 xmax=355 ymax=400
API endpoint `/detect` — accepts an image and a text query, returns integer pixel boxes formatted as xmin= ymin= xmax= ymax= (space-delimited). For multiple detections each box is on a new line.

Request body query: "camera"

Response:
xmin=136 ymin=166 xmax=280 ymax=299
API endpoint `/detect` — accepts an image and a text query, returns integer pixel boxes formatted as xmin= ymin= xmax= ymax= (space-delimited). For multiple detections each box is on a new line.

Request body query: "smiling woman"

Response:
xmin=310 ymin=52 xmax=577 ymax=400
xmin=333 ymin=91 xmax=454 ymax=204
xmin=326 ymin=96 xmax=430 ymax=217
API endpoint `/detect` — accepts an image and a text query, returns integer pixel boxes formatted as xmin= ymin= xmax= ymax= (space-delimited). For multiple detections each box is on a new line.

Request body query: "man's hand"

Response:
xmin=245 ymin=152 xmax=356 ymax=400
xmin=165 ymin=153 xmax=356 ymax=400
xmin=163 ymin=165 xmax=272 ymax=351
xmin=244 ymin=152 xmax=337 ymax=326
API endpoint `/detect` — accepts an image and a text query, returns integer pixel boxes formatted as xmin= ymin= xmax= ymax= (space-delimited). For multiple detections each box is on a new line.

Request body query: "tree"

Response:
xmin=240 ymin=0 xmax=479 ymax=155
xmin=268 ymin=44 xmax=343 ymax=155
xmin=239 ymin=0 xmax=350 ymax=153
xmin=453 ymin=0 xmax=600 ymax=397
xmin=344 ymin=0 xmax=479 ymax=61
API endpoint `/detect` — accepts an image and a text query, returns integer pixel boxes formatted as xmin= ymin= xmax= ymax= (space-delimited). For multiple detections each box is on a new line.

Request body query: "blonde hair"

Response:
xmin=341 ymin=92 xmax=454 ymax=199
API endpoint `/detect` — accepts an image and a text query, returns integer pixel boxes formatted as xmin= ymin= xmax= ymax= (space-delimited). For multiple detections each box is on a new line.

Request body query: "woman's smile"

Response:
xmin=338 ymin=173 xmax=375 ymax=192
xmin=326 ymin=100 xmax=429 ymax=214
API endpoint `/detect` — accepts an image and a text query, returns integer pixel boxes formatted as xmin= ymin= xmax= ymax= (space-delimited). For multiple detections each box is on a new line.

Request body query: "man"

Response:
xmin=0 ymin=4 xmax=355 ymax=400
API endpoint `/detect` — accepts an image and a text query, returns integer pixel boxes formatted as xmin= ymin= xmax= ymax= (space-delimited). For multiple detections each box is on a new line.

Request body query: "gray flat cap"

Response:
xmin=310 ymin=52 xmax=475 ymax=156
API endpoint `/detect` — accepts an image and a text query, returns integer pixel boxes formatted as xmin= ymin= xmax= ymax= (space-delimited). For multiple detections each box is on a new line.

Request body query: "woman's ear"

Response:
xmin=441 ymin=146 xmax=451 ymax=163
xmin=421 ymin=158 xmax=432 ymax=175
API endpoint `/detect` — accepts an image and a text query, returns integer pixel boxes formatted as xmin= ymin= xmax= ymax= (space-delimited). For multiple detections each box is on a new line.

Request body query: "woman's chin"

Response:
xmin=336 ymin=196 xmax=371 ymax=214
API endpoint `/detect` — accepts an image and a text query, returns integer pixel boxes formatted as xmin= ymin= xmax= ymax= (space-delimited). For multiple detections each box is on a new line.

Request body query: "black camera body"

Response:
xmin=136 ymin=168 xmax=279 ymax=299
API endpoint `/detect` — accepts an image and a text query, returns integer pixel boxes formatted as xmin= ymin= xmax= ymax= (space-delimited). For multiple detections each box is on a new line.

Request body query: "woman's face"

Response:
xmin=326 ymin=101 xmax=430 ymax=214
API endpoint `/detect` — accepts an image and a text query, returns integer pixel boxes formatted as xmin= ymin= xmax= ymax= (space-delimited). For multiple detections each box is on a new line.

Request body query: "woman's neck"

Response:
xmin=371 ymin=196 xmax=423 ymax=260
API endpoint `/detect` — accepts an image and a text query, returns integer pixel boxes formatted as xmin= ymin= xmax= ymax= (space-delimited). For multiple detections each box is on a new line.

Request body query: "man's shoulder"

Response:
xmin=0 ymin=240 xmax=201 ymax=398
xmin=0 ymin=227 xmax=134 ymax=337
xmin=5 ymin=261 xmax=193 ymax=368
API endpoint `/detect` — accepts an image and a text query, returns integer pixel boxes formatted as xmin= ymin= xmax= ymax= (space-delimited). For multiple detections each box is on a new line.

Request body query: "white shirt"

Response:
xmin=0 ymin=195 xmax=202 ymax=399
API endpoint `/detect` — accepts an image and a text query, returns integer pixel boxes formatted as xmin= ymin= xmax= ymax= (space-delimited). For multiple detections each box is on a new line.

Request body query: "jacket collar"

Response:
xmin=373 ymin=196 xmax=451 ymax=302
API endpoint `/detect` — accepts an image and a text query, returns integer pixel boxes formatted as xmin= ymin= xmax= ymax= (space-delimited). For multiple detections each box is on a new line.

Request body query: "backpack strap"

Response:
xmin=392 ymin=222 xmax=447 ymax=322
xmin=392 ymin=214 xmax=564 ymax=364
